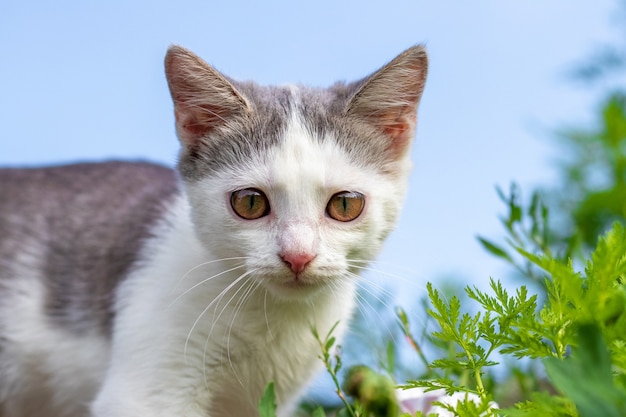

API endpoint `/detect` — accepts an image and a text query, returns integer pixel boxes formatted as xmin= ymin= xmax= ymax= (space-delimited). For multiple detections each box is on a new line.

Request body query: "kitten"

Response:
xmin=0 ymin=44 xmax=427 ymax=417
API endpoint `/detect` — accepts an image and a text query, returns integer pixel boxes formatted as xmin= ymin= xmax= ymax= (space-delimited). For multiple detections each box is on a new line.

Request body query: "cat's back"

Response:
xmin=0 ymin=160 xmax=178 ymax=215
xmin=0 ymin=161 xmax=180 ymax=332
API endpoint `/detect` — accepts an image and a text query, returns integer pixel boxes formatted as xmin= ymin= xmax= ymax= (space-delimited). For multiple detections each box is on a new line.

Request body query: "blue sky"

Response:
xmin=1 ymin=1 xmax=620 ymax=302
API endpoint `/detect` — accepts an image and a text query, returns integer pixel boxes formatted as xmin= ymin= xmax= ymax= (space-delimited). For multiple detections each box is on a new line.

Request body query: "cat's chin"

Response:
xmin=263 ymin=277 xmax=329 ymax=301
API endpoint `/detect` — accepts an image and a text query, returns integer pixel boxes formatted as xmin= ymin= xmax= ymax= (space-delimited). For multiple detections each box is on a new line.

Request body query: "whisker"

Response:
xmin=226 ymin=278 xmax=263 ymax=392
xmin=353 ymin=270 xmax=432 ymax=342
xmin=169 ymin=263 xmax=247 ymax=307
xmin=206 ymin=269 xmax=260 ymax=338
xmin=263 ymin=288 xmax=274 ymax=340
xmin=201 ymin=269 xmax=260 ymax=388
xmin=350 ymin=273 xmax=402 ymax=346
xmin=355 ymin=274 xmax=397 ymax=300
xmin=168 ymin=256 xmax=250 ymax=298
xmin=346 ymin=258 xmax=421 ymax=273
xmin=351 ymin=289 xmax=371 ymax=329
xmin=177 ymin=257 xmax=250 ymax=285
xmin=184 ymin=271 xmax=251 ymax=364
xmin=346 ymin=261 xmax=423 ymax=289
xmin=348 ymin=262 xmax=431 ymax=331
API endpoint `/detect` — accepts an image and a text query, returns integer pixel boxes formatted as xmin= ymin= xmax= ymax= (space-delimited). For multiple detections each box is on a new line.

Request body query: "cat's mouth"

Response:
xmin=263 ymin=274 xmax=328 ymax=299
xmin=281 ymin=278 xmax=316 ymax=289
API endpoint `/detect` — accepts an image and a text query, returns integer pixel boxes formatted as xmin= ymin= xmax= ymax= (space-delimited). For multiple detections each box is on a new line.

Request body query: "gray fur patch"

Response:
xmin=0 ymin=161 xmax=179 ymax=335
xmin=177 ymin=81 xmax=292 ymax=181
xmin=293 ymin=82 xmax=397 ymax=173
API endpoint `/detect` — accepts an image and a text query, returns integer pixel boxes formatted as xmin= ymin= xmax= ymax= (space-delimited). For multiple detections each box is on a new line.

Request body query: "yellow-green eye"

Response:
xmin=326 ymin=191 xmax=365 ymax=222
xmin=230 ymin=188 xmax=270 ymax=220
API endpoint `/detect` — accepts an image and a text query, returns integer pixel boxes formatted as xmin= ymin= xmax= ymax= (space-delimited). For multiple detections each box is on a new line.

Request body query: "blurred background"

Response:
xmin=2 ymin=0 xmax=625 ymax=408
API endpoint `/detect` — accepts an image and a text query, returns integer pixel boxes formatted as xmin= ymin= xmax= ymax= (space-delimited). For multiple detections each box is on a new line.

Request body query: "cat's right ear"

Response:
xmin=164 ymin=46 xmax=251 ymax=148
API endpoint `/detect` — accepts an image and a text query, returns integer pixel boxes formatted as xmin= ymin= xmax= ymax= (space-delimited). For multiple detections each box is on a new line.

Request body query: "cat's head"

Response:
xmin=164 ymin=45 xmax=427 ymax=301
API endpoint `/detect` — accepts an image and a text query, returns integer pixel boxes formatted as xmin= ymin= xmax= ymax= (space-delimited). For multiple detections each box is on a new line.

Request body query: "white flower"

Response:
xmin=396 ymin=387 xmax=498 ymax=416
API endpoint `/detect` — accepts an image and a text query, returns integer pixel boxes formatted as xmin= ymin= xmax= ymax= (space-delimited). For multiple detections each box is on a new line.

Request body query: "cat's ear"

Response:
xmin=346 ymin=45 xmax=428 ymax=157
xmin=164 ymin=45 xmax=251 ymax=147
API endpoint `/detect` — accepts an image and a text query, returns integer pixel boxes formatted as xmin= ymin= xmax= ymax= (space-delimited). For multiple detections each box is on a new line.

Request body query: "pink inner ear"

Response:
xmin=381 ymin=112 xmax=417 ymax=156
xmin=174 ymin=104 xmax=228 ymax=146
xmin=176 ymin=108 xmax=205 ymax=134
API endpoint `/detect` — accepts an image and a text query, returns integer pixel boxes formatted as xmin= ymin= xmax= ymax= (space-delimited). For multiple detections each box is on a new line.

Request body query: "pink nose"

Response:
xmin=280 ymin=252 xmax=316 ymax=274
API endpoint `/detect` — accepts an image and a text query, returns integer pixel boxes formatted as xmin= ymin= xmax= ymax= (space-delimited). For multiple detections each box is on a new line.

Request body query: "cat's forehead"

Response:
xmin=247 ymin=83 xmax=393 ymax=174
xmin=267 ymin=113 xmax=367 ymax=192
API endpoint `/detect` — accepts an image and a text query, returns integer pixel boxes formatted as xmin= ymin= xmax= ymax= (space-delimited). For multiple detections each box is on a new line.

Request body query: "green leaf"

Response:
xmin=500 ymin=391 xmax=577 ymax=416
xmin=311 ymin=406 xmax=326 ymax=417
xmin=385 ymin=340 xmax=395 ymax=375
xmin=258 ymin=382 xmax=277 ymax=417
xmin=325 ymin=321 xmax=341 ymax=341
xmin=544 ymin=324 xmax=626 ymax=417
xmin=325 ymin=336 xmax=336 ymax=352
xmin=477 ymin=237 xmax=514 ymax=262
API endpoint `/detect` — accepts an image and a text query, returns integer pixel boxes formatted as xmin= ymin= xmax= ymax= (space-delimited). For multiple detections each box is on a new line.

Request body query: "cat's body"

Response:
xmin=0 ymin=45 xmax=427 ymax=417
xmin=0 ymin=162 xmax=178 ymax=416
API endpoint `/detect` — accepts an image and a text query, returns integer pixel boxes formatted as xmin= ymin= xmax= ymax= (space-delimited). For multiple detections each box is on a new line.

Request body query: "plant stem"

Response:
xmin=324 ymin=359 xmax=356 ymax=417
xmin=312 ymin=324 xmax=358 ymax=417
xmin=396 ymin=307 xmax=431 ymax=372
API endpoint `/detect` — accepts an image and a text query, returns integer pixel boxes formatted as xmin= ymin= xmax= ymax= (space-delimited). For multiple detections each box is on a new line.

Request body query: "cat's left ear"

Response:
xmin=346 ymin=45 xmax=428 ymax=157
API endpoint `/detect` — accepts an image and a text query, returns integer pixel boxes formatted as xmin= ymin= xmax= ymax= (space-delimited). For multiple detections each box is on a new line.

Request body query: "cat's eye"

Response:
xmin=326 ymin=191 xmax=365 ymax=222
xmin=230 ymin=188 xmax=270 ymax=220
